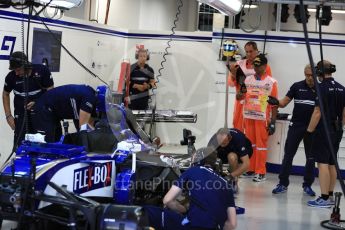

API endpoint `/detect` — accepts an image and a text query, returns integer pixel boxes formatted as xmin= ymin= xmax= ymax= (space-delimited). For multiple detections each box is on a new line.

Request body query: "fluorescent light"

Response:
xmin=36 ymin=0 xmax=83 ymax=9
xmin=308 ymin=8 xmax=345 ymax=14
xmin=244 ymin=4 xmax=258 ymax=9
xmin=199 ymin=0 xmax=243 ymax=15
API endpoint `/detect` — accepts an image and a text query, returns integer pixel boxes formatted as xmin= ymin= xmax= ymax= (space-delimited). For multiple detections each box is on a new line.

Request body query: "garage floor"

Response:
xmin=235 ymin=173 xmax=345 ymax=230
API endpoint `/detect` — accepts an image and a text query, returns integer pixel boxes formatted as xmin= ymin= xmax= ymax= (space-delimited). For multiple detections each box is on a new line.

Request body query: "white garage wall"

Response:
xmin=1 ymin=7 xmax=345 ymax=166
xmin=105 ymin=0 xmax=198 ymax=31
xmin=0 ymin=8 xmax=127 ymax=166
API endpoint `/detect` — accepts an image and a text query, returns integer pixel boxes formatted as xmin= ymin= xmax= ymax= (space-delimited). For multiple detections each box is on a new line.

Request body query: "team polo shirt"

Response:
xmin=3 ymin=64 xmax=53 ymax=114
xmin=286 ymin=80 xmax=316 ymax=125
xmin=129 ymin=63 xmax=154 ymax=97
xmin=174 ymin=166 xmax=235 ymax=229
xmin=208 ymin=128 xmax=251 ymax=162
xmin=315 ymin=77 xmax=345 ymax=130
xmin=36 ymin=84 xmax=96 ymax=120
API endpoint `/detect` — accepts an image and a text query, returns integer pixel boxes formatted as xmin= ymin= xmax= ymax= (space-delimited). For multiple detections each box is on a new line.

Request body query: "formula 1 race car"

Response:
xmin=0 ymin=86 xmax=196 ymax=230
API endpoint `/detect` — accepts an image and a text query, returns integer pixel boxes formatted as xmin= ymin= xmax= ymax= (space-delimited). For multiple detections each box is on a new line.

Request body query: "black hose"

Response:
xmin=317 ymin=5 xmax=325 ymax=78
xmin=154 ymin=0 xmax=183 ymax=92
xmin=148 ymin=0 xmax=183 ymax=136
xmin=9 ymin=3 xmax=31 ymax=156
xmin=298 ymin=0 xmax=345 ymax=199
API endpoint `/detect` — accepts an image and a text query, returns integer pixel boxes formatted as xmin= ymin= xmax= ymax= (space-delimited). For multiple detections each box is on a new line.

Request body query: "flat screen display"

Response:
xmin=32 ymin=28 xmax=62 ymax=72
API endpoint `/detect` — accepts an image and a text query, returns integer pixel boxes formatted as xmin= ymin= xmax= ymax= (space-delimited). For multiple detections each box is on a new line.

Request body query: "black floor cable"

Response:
xmin=299 ymin=0 xmax=345 ymax=216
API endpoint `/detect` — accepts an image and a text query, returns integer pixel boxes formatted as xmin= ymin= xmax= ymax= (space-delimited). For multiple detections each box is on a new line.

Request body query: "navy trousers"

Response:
xmin=278 ymin=123 xmax=315 ymax=187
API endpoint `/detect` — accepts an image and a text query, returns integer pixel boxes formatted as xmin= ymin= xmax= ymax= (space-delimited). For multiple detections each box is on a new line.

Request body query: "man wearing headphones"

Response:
xmin=305 ymin=60 xmax=345 ymax=208
xmin=144 ymin=147 xmax=237 ymax=230
xmin=31 ymin=84 xmax=97 ymax=143
xmin=129 ymin=49 xmax=155 ymax=110
xmin=2 ymin=51 xmax=54 ymax=148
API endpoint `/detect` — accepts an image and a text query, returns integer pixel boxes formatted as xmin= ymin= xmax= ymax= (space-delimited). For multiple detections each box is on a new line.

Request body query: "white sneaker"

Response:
xmin=253 ymin=174 xmax=266 ymax=182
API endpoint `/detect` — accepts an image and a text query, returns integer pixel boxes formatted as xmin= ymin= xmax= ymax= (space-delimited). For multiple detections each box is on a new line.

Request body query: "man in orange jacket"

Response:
xmin=242 ymin=54 xmax=278 ymax=182
xmin=228 ymin=41 xmax=272 ymax=132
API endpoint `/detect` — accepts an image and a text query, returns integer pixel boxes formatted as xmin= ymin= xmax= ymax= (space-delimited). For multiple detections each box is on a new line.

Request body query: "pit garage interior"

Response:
xmin=1 ymin=0 xmax=345 ymax=229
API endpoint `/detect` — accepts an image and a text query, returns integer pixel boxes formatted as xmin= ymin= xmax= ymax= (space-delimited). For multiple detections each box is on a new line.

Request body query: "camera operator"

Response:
xmin=144 ymin=147 xmax=237 ymax=230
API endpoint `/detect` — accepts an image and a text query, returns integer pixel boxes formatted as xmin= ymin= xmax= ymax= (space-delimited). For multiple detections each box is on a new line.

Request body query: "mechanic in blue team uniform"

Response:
xmin=270 ymin=64 xmax=316 ymax=196
xmin=129 ymin=49 xmax=155 ymax=110
xmin=31 ymin=84 xmax=97 ymax=142
xmin=144 ymin=147 xmax=237 ymax=230
xmin=305 ymin=60 xmax=345 ymax=208
xmin=2 ymin=51 xmax=54 ymax=149
xmin=207 ymin=128 xmax=252 ymax=181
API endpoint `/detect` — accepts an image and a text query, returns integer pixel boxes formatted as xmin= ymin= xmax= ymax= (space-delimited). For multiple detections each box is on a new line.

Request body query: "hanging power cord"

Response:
xmin=17 ymin=5 xmax=34 ymax=229
xmin=298 ymin=2 xmax=345 ymax=227
xmin=218 ymin=28 xmax=225 ymax=61
xmin=154 ymin=0 xmax=183 ymax=92
xmin=263 ymin=30 xmax=267 ymax=55
xmin=33 ymin=8 xmax=109 ymax=86
xmin=8 ymin=2 xmax=32 ymax=158
xmin=317 ymin=4 xmax=325 ymax=77
xmin=148 ymin=0 xmax=183 ymax=137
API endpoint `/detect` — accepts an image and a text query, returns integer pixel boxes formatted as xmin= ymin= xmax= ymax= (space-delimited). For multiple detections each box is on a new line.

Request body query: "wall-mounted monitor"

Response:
xmin=32 ymin=28 xmax=62 ymax=72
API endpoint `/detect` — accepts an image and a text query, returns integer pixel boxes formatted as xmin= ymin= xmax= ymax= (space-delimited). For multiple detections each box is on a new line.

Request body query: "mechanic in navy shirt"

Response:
xmin=306 ymin=60 xmax=345 ymax=208
xmin=207 ymin=128 xmax=252 ymax=180
xmin=31 ymin=84 xmax=97 ymax=142
xmin=129 ymin=49 xmax=155 ymax=110
xmin=145 ymin=147 xmax=237 ymax=230
xmin=2 ymin=51 xmax=54 ymax=148
xmin=270 ymin=64 xmax=316 ymax=196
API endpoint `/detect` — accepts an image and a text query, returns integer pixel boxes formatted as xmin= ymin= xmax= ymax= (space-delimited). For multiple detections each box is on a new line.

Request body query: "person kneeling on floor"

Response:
xmin=144 ymin=147 xmax=237 ymax=230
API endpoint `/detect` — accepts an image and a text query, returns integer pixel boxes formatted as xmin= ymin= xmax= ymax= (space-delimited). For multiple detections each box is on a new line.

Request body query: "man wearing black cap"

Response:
xmin=144 ymin=147 xmax=237 ymax=230
xmin=243 ymin=54 xmax=278 ymax=182
xmin=2 ymin=51 xmax=54 ymax=148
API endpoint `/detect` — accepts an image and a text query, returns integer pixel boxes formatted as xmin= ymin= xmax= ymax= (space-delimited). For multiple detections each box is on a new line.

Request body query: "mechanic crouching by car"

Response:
xmin=144 ymin=147 xmax=237 ymax=230
xmin=31 ymin=84 xmax=98 ymax=142
xmin=207 ymin=127 xmax=252 ymax=193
